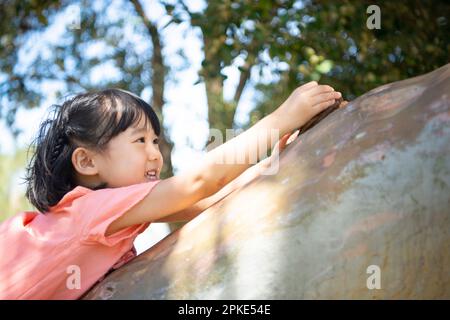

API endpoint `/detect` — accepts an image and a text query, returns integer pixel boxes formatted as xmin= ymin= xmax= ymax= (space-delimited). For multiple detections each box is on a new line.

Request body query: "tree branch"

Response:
xmin=178 ymin=0 xmax=192 ymax=18
xmin=129 ymin=0 xmax=173 ymax=181
xmin=233 ymin=54 xmax=255 ymax=105
xmin=129 ymin=0 xmax=165 ymax=111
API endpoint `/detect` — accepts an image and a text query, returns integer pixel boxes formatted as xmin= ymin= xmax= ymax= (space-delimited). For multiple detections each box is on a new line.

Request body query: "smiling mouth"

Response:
xmin=145 ymin=170 xmax=159 ymax=180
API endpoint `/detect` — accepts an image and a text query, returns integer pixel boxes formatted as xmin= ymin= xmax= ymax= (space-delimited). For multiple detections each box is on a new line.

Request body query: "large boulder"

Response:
xmin=84 ymin=64 xmax=450 ymax=299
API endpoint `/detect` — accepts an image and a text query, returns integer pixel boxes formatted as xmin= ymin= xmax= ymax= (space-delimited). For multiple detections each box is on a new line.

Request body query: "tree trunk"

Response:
xmin=130 ymin=0 xmax=178 ymax=231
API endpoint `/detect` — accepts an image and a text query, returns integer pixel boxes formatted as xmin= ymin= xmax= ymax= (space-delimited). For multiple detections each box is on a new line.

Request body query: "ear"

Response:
xmin=71 ymin=147 xmax=100 ymax=176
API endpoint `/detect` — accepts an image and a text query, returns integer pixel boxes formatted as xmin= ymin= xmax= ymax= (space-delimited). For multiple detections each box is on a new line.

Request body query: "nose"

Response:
xmin=146 ymin=142 xmax=161 ymax=161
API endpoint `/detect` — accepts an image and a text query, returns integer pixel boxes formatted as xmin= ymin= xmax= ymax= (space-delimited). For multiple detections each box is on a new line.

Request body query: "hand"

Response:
xmin=273 ymin=130 xmax=300 ymax=155
xmin=262 ymin=130 xmax=300 ymax=171
xmin=339 ymin=100 xmax=349 ymax=108
xmin=273 ymin=81 xmax=342 ymax=132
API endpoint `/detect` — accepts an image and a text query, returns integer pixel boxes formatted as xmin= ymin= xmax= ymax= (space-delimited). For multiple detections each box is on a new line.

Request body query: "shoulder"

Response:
xmin=48 ymin=185 xmax=93 ymax=212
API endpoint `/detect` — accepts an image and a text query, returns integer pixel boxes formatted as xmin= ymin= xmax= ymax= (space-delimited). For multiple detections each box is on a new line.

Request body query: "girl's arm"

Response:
xmin=105 ymin=82 xmax=340 ymax=236
xmin=105 ymin=114 xmax=280 ymax=236
xmin=154 ymin=157 xmax=272 ymax=223
xmin=154 ymin=130 xmax=298 ymax=223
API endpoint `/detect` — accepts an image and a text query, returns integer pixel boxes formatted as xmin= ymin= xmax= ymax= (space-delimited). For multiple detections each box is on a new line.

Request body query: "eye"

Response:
xmin=136 ymin=137 xmax=145 ymax=143
xmin=153 ymin=138 xmax=159 ymax=144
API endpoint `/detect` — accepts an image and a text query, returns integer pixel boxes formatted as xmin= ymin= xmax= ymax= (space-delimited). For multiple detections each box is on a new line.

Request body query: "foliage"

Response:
xmin=0 ymin=0 xmax=448 ymax=220
xmin=0 ymin=148 xmax=35 ymax=222
xmin=245 ymin=0 xmax=450 ymax=127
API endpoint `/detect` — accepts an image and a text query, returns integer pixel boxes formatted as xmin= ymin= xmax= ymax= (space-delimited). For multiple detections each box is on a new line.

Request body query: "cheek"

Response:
xmin=129 ymin=155 xmax=147 ymax=168
xmin=112 ymin=152 xmax=143 ymax=171
xmin=158 ymin=152 xmax=164 ymax=165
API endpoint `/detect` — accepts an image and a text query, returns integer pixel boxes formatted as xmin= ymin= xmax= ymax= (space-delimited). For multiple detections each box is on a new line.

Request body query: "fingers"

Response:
xmin=274 ymin=132 xmax=293 ymax=154
xmin=311 ymin=91 xmax=341 ymax=106
xmin=308 ymin=84 xmax=335 ymax=97
xmin=279 ymin=133 xmax=291 ymax=150
xmin=297 ymin=81 xmax=318 ymax=92
xmin=313 ymin=99 xmax=339 ymax=112
xmin=298 ymin=82 xmax=340 ymax=99
xmin=281 ymin=132 xmax=292 ymax=141
xmin=279 ymin=130 xmax=300 ymax=152
xmin=339 ymin=100 xmax=349 ymax=108
xmin=286 ymin=130 xmax=300 ymax=144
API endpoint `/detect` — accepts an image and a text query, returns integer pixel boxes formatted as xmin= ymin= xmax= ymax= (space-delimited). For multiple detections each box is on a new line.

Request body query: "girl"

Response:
xmin=0 ymin=83 xmax=341 ymax=299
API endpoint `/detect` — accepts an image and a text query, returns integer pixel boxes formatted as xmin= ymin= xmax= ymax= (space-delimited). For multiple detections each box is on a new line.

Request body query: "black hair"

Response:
xmin=24 ymin=88 xmax=161 ymax=213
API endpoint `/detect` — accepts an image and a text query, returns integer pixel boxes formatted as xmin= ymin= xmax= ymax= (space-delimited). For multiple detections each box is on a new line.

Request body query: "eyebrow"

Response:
xmin=130 ymin=127 xmax=148 ymax=135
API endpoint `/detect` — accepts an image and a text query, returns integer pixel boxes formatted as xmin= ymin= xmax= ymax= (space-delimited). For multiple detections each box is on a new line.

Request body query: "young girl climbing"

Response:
xmin=0 ymin=83 xmax=341 ymax=299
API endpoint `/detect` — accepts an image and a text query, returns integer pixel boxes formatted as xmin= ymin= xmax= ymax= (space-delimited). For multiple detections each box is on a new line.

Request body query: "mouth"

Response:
xmin=145 ymin=169 xmax=159 ymax=181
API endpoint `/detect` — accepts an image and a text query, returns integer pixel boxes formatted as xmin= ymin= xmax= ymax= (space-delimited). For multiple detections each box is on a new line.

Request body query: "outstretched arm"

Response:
xmin=154 ymin=130 xmax=299 ymax=223
xmin=154 ymin=157 xmax=271 ymax=223
xmin=106 ymin=82 xmax=341 ymax=236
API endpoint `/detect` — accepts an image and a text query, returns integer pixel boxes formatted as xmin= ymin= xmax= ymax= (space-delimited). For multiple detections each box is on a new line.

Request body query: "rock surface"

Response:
xmin=84 ymin=64 xmax=450 ymax=299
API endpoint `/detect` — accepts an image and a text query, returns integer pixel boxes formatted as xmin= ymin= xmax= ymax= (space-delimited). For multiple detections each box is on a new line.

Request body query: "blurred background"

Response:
xmin=0 ymin=0 xmax=448 ymax=252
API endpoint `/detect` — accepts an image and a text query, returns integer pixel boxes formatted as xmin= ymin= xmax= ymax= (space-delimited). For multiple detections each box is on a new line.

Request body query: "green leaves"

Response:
xmin=316 ymin=60 xmax=333 ymax=74
xmin=1 ymin=0 xmax=449 ymax=147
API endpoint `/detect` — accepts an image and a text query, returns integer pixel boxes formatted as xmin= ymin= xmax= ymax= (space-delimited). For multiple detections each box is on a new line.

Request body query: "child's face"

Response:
xmin=73 ymin=116 xmax=163 ymax=189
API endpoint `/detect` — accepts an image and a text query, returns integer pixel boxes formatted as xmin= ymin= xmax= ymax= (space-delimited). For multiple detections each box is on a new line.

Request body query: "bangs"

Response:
xmin=95 ymin=89 xmax=161 ymax=147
